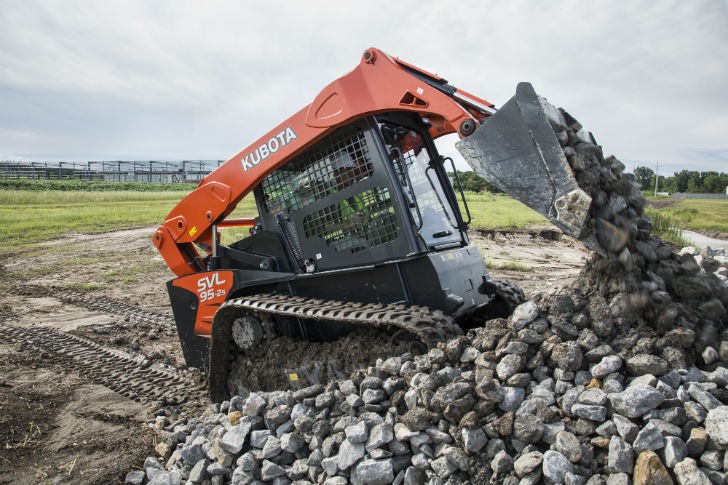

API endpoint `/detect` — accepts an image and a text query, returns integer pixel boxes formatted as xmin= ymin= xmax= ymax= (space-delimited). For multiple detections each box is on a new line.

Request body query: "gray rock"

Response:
xmin=243 ymin=393 xmax=267 ymax=416
xmin=206 ymin=463 xmax=231 ymax=476
xmin=462 ymin=427 xmax=487 ymax=454
xmin=605 ymin=473 xmax=630 ymax=485
xmin=633 ymin=421 xmax=665 ymax=452
xmin=513 ymin=414 xmax=543 ymax=444
xmin=556 ymin=431 xmax=582 ymax=463
xmin=499 ymin=387 xmax=526 ymax=412
xmin=404 ymin=466 xmax=426 ymax=485
xmin=219 ymin=419 xmax=253 ymax=454
xmin=626 ymin=354 xmax=668 ymax=376
xmin=443 ymin=446 xmax=469 ymax=471
xmin=511 ymin=301 xmax=540 ymax=330
xmin=612 ymin=414 xmax=639 ymax=443
xmin=262 ymin=435 xmax=282 ymax=459
xmin=685 ymin=401 xmax=708 ymax=424
xmin=688 ymin=384 xmax=722 ymax=411
xmin=124 ymin=470 xmax=145 ymax=485
xmin=180 ymin=444 xmax=206 ymax=466
xmin=550 ymin=341 xmax=584 ymax=372
xmin=497 ymin=354 xmax=524 ymax=381
xmin=281 ymin=432 xmax=305 ymax=453
xmin=609 ymin=384 xmax=665 ymax=418
xmin=591 ymin=355 xmax=623 ymax=378
xmin=147 ymin=471 xmax=181 ymax=485
xmin=608 ymin=436 xmax=634 ymax=473
xmin=572 ymin=403 xmax=607 ymax=422
xmin=578 ymin=388 xmax=608 ymax=406
xmin=353 ymin=458 xmax=394 ymax=485
xmin=663 ymin=436 xmax=688 ymax=468
xmin=705 ymin=406 xmax=728 ymax=446
xmin=673 ymin=457 xmax=712 ymax=485
xmin=337 ymin=440 xmax=366 ymax=470
xmin=188 ymin=459 xmax=210 ymax=482
xmin=514 ymin=451 xmax=543 ymax=478
xmin=345 ymin=420 xmax=368 ymax=444
xmin=366 ymin=423 xmax=394 ymax=452
xmin=699 ymin=450 xmax=722 ymax=471
xmin=542 ymin=450 xmax=574 ymax=483
xmin=491 ymin=449 xmax=514 ymax=474
xmin=431 ymin=455 xmax=457 ymax=479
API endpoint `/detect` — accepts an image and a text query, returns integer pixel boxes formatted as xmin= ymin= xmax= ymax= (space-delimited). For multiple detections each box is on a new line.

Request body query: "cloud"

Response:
xmin=1 ymin=0 xmax=727 ymax=173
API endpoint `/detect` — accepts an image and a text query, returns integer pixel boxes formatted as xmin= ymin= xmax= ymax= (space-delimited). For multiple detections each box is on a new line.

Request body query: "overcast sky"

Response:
xmin=1 ymin=1 xmax=727 ymax=176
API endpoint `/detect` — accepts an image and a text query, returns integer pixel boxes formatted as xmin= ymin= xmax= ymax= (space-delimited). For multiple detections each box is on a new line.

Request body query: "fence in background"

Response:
xmin=0 ymin=160 xmax=224 ymax=183
xmin=672 ymin=193 xmax=728 ymax=200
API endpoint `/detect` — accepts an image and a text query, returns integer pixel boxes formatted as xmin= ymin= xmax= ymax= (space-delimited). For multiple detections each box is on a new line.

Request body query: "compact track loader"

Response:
xmin=153 ymin=48 xmax=592 ymax=401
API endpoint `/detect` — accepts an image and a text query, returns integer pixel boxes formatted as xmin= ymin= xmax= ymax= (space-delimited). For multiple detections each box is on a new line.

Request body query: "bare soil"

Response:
xmin=0 ymin=225 xmax=588 ymax=484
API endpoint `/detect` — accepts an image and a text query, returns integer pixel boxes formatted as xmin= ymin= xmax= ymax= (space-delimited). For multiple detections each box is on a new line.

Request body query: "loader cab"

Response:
xmin=251 ymin=114 xmax=468 ymax=272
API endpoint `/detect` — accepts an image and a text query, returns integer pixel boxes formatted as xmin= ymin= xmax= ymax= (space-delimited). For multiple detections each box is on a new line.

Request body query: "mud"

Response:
xmin=227 ymin=329 xmax=413 ymax=398
xmin=0 ymin=225 xmax=586 ymax=483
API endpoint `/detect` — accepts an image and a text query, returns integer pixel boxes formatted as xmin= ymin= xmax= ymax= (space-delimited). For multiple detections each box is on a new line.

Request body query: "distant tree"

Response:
xmin=632 ymin=166 xmax=655 ymax=191
xmin=704 ymin=174 xmax=728 ymax=193
xmin=449 ymin=171 xmax=501 ymax=193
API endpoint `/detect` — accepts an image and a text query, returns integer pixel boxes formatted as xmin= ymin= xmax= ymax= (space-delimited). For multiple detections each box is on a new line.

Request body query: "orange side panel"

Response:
xmin=172 ymin=270 xmax=234 ymax=338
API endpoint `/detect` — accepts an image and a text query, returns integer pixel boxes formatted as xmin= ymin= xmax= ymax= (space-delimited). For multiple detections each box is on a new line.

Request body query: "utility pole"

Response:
xmin=654 ymin=160 xmax=659 ymax=197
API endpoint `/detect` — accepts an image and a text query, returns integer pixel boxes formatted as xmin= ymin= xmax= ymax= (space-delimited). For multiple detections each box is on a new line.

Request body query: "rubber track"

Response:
xmin=0 ymin=324 xmax=201 ymax=405
xmin=208 ymin=294 xmax=463 ymax=401
xmin=223 ymin=294 xmax=463 ymax=345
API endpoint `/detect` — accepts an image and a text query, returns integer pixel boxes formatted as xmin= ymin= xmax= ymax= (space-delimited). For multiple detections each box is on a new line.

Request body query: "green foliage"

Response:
xmin=655 ymin=170 xmax=728 ymax=194
xmin=648 ymin=199 xmax=728 ymax=233
xmin=0 ymin=179 xmax=197 ymax=192
xmin=449 ymin=171 xmax=501 ymax=193
xmin=633 ymin=166 xmax=655 ymax=191
xmin=645 ymin=208 xmax=689 ymax=246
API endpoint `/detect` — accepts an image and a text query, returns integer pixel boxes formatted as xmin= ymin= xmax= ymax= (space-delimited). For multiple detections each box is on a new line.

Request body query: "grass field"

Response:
xmin=4 ymin=184 xmax=724 ymax=259
xmin=460 ymin=191 xmax=547 ymax=229
xmin=0 ymin=189 xmax=257 ymax=256
xmin=647 ymin=198 xmax=728 ymax=234
xmin=0 ymin=187 xmax=546 ymax=256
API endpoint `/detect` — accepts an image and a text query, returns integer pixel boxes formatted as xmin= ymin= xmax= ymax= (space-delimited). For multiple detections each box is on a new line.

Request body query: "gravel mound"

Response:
xmin=128 ymin=105 xmax=728 ymax=484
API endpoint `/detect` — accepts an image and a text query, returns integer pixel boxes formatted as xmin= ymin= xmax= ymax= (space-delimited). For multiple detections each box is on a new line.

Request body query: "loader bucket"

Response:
xmin=456 ymin=82 xmax=591 ymax=238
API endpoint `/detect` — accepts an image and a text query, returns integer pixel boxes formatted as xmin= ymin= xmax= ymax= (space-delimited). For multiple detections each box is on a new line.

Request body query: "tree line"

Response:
xmin=449 ymin=168 xmax=727 ymax=195
xmin=631 ymin=167 xmax=728 ymax=194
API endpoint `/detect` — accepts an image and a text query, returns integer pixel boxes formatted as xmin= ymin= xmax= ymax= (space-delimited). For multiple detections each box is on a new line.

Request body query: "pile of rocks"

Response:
xmin=129 ymin=299 xmax=728 ymax=485
xmin=126 ymin=105 xmax=728 ymax=485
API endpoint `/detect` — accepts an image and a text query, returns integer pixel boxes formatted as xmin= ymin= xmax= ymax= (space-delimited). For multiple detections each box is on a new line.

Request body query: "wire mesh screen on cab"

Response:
xmin=261 ymin=126 xmax=399 ymax=253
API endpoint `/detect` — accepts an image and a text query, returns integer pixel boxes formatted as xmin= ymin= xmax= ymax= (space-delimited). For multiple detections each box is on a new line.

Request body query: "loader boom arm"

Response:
xmin=154 ymin=48 xmax=495 ymax=277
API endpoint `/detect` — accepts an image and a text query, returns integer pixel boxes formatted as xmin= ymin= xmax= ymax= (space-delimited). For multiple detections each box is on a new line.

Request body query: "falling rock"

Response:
xmin=633 ymin=450 xmax=673 ymax=485
xmin=704 ymin=406 xmax=728 ymax=446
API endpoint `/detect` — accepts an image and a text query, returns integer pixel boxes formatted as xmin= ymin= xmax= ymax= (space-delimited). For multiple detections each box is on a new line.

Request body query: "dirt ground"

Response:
xmin=0 ymin=225 xmax=588 ymax=485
